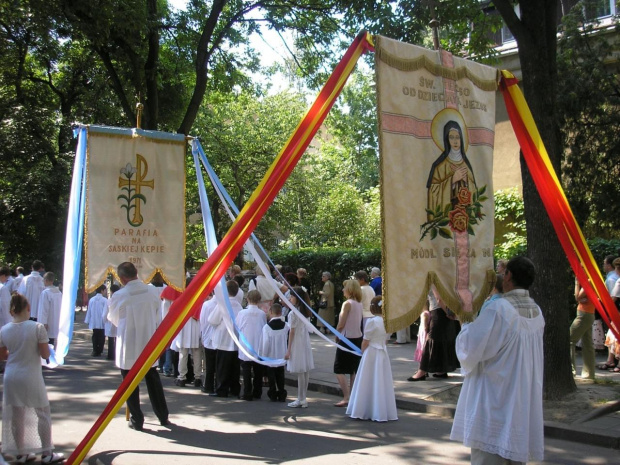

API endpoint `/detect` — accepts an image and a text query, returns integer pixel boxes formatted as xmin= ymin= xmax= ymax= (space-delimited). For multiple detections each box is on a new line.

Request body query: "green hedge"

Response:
xmin=270 ymin=247 xmax=381 ymax=306
xmin=269 ymin=238 xmax=620 ymax=313
xmin=585 ymin=238 xmax=620 ymax=266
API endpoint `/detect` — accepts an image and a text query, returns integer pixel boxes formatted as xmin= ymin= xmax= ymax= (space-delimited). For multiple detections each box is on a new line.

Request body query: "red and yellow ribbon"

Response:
xmin=67 ymin=31 xmax=374 ymax=464
xmin=500 ymin=70 xmax=620 ymax=339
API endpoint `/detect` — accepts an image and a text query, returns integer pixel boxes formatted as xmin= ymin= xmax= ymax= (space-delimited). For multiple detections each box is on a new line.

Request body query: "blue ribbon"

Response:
xmin=192 ymin=140 xmax=361 ymax=356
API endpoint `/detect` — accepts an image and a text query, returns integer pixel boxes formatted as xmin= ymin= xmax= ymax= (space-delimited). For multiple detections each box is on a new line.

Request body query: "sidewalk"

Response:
xmin=72 ymin=310 xmax=620 ymax=449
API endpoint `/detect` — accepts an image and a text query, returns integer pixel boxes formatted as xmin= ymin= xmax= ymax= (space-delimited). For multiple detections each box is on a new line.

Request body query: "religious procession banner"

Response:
xmin=375 ymin=36 xmax=498 ymax=330
xmin=85 ymin=126 xmax=186 ymax=291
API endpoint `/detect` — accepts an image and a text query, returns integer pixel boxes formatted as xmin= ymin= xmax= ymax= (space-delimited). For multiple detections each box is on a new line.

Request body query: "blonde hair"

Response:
xmin=343 ymin=279 xmax=362 ymax=302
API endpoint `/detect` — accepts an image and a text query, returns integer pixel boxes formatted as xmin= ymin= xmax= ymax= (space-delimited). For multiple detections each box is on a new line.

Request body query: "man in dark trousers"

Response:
xmin=107 ymin=262 xmax=170 ymax=431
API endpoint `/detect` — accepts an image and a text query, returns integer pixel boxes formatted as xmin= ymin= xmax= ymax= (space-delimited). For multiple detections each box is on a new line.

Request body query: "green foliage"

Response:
xmin=494 ymin=188 xmax=527 ymax=259
xmin=188 ymin=90 xmax=307 ymax=254
xmin=586 ymin=238 xmax=620 ymax=266
xmin=270 ymin=247 xmax=381 ymax=303
xmin=341 ymin=0 xmax=502 ymax=64
xmin=557 ymin=4 xmax=620 ymax=237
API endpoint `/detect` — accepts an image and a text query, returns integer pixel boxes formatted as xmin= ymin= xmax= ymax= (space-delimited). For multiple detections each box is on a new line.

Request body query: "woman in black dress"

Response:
xmin=407 ymin=288 xmax=459 ymax=381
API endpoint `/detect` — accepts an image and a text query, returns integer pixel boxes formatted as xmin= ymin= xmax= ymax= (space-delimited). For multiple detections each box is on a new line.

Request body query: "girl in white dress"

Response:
xmin=285 ymin=287 xmax=314 ymax=408
xmin=0 ymin=293 xmax=64 ymax=463
xmin=346 ymin=296 xmax=398 ymax=422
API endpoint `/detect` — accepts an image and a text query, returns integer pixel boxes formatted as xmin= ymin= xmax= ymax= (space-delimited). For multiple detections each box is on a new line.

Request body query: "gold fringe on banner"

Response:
xmin=383 ymin=270 xmax=496 ymax=333
xmin=374 ymin=38 xmax=501 ymax=92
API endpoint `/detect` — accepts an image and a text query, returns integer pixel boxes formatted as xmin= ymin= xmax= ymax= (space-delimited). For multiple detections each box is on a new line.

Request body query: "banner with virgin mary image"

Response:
xmin=375 ymin=36 xmax=498 ymax=330
xmin=84 ymin=126 xmax=186 ymax=292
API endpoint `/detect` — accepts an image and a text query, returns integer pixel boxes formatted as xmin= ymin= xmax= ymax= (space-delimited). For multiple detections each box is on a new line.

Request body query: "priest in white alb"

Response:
xmin=37 ymin=272 xmax=63 ymax=347
xmin=450 ymin=256 xmax=545 ymax=464
xmin=18 ymin=260 xmax=45 ymax=320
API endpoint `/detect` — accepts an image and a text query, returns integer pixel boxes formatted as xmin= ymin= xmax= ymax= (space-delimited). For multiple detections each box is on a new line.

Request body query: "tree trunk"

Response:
xmin=512 ymin=0 xmax=576 ymax=399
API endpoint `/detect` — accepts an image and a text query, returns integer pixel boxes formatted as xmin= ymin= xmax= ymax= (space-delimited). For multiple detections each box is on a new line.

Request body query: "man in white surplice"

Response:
xmin=18 ymin=260 xmax=45 ymax=320
xmin=37 ymin=272 xmax=63 ymax=347
xmin=108 ymin=262 xmax=169 ymax=431
xmin=450 ymin=256 xmax=545 ymax=465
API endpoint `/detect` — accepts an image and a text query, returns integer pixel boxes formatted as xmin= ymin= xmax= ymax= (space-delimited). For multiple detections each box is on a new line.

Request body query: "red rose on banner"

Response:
xmin=449 ymin=207 xmax=469 ymax=233
xmin=457 ymin=187 xmax=472 ymax=206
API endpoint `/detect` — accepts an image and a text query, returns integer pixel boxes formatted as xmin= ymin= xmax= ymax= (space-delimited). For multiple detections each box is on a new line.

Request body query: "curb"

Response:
xmin=545 ymin=421 xmax=620 ymax=449
xmin=71 ymin=327 xmax=620 ymax=449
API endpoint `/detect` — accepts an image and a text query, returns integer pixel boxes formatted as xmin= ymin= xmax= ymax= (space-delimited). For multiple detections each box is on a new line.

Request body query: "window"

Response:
xmin=584 ymin=0 xmax=615 ymax=20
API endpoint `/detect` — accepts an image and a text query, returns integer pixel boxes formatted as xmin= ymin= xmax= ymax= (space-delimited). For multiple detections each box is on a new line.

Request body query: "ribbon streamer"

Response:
xmin=193 ymin=140 xmax=362 ymax=355
xmin=56 ymin=126 xmax=88 ymax=365
xmin=67 ymin=30 xmax=373 ymax=464
xmin=500 ymin=71 xmax=620 ymax=340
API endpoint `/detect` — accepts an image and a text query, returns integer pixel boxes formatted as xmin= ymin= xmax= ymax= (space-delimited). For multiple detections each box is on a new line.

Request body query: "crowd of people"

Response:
xmin=4 ymin=254 xmax=618 ymax=464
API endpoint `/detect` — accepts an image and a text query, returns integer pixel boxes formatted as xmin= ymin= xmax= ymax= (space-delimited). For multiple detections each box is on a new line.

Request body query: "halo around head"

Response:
xmin=431 ymin=108 xmax=468 ymax=152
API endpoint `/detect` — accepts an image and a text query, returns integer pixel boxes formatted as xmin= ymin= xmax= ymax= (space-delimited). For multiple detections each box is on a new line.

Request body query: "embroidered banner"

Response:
xmin=85 ymin=126 xmax=186 ymax=292
xmin=375 ymin=36 xmax=498 ymax=330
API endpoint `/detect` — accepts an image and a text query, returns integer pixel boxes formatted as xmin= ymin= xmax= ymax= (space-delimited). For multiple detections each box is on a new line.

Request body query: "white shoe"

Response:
xmin=41 ymin=452 xmax=65 ymax=464
xmin=15 ymin=453 xmax=36 ymax=463
xmin=287 ymin=399 xmax=308 ymax=408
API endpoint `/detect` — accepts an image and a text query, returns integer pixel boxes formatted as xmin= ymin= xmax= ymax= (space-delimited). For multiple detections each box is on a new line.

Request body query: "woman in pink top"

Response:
xmin=333 ymin=279 xmax=363 ymax=407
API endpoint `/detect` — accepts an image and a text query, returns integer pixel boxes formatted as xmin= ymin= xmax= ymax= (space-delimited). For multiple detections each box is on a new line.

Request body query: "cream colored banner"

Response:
xmin=85 ymin=127 xmax=186 ymax=292
xmin=375 ymin=36 xmax=498 ymax=331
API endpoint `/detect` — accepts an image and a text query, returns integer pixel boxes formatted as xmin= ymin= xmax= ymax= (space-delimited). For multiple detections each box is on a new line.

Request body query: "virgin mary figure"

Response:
xmin=426 ymin=120 xmax=476 ymax=222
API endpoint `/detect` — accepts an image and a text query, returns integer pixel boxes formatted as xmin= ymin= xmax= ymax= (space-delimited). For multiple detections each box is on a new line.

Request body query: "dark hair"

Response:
xmin=226 ymin=279 xmax=239 ymax=297
xmin=506 ymin=256 xmax=536 ymax=289
xmin=0 ymin=266 xmax=10 ymax=276
xmin=16 ymin=266 xmax=24 ymax=274
xmin=604 ymin=255 xmax=616 ymax=266
xmin=234 ymin=274 xmax=245 ymax=288
xmin=354 ymin=270 xmax=369 ymax=283
xmin=494 ymin=274 xmax=504 ymax=293
xmin=110 ymin=284 xmax=120 ymax=293
xmin=32 ymin=260 xmax=43 ymax=271
xmin=117 ymin=262 xmax=138 ymax=279
xmin=370 ymin=296 xmax=383 ymax=315
xmin=10 ymin=293 xmax=29 ymax=315
xmin=151 ymin=273 xmax=165 ymax=287
xmin=270 ymin=303 xmax=283 ymax=316
xmin=96 ymin=284 xmax=107 ymax=294
xmin=285 ymin=273 xmax=299 ymax=286
xmin=291 ymin=286 xmax=311 ymax=318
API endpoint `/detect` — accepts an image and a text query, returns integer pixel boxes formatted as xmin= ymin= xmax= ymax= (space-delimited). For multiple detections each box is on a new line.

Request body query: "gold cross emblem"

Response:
xmin=118 ymin=154 xmax=154 ymax=227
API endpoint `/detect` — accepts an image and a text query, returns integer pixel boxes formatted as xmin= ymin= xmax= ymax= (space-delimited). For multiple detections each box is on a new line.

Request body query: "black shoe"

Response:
xmin=194 ymin=379 xmax=202 ymax=388
xmin=201 ymin=386 xmax=212 ymax=393
xmin=433 ymin=373 xmax=448 ymax=379
xmin=128 ymin=421 xmax=144 ymax=431
xmin=174 ymin=378 xmax=187 ymax=387
xmin=160 ymin=419 xmax=171 ymax=426
xmin=209 ymin=392 xmax=228 ymax=397
xmin=407 ymin=375 xmax=426 ymax=382
xmin=241 ymin=395 xmax=253 ymax=401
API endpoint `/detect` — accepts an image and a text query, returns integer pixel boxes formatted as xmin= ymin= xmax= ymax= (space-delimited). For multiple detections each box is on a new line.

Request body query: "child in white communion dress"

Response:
xmin=346 ymin=296 xmax=398 ymax=422
xmin=0 ymin=293 xmax=64 ymax=464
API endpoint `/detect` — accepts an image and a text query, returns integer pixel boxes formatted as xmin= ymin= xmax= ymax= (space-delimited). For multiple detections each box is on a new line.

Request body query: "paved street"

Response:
xmin=24 ymin=337 xmax=619 ymax=464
